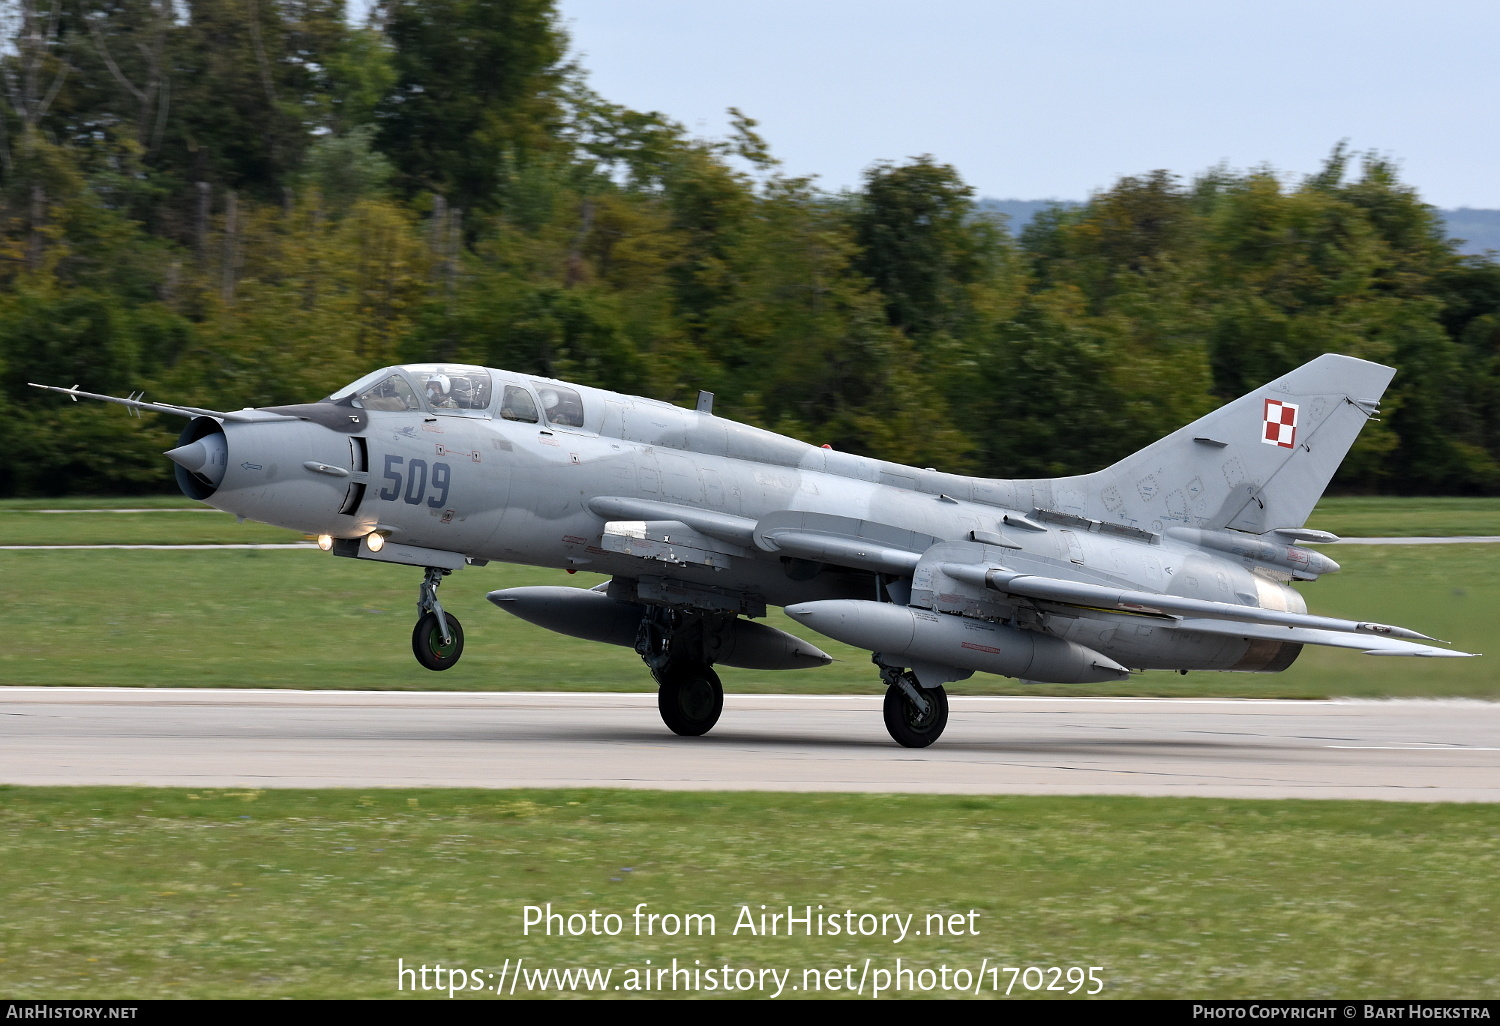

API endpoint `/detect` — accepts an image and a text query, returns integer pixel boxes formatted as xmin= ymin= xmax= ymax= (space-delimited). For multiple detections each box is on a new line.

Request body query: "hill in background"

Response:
xmin=980 ymin=199 xmax=1500 ymax=256
xmin=1441 ymin=209 xmax=1500 ymax=256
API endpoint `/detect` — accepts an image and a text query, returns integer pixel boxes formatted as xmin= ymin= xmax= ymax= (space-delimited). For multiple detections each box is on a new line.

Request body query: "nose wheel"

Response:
xmin=412 ymin=567 xmax=464 ymax=670
xmin=413 ymin=611 xmax=464 ymax=670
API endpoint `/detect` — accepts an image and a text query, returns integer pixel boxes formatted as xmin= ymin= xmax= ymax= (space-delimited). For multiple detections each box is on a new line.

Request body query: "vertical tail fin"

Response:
xmin=1045 ymin=354 xmax=1394 ymax=533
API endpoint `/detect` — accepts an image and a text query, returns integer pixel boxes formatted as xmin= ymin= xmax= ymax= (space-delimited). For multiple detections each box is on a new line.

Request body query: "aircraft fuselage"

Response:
xmin=193 ymin=365 xmax=1315 ymax=677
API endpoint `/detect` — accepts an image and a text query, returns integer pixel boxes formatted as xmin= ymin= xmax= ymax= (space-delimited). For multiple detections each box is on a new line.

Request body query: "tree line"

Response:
xmin=2 ymin=0 xmax=1497 ymax=496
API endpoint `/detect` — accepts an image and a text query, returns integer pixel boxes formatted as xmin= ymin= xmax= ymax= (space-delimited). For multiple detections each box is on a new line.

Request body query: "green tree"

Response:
xmin=374 ymin=0 xmax=566 ymax=216
xmin=153 ymin=0 xmax=348 ymax=199
xmin=851 ymin=156 xmax=1006 ymax=343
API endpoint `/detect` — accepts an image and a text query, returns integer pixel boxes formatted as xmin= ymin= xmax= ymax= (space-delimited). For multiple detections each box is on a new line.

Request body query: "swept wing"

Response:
xmin=939 ymin=564 xmax=1475 ymax=658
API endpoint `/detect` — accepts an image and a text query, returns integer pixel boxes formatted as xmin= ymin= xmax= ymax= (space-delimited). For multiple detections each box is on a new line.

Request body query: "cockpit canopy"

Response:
xmin=325 ymin=364 xmax=590 ymax=429
xmin=328 ymin=365 xmax=494 ymax=413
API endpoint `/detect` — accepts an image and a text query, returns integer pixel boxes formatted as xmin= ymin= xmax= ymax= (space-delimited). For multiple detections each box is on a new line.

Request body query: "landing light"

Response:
xmin=365 ymin=531 xmax=387 ymax=553
xmin=317 ymin=534 xmax=334 ymax=552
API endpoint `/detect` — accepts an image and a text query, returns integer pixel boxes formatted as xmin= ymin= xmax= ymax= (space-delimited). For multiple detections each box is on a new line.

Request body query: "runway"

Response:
xmin=2 ymin=688 xmax=1496 ymax=801
xmin=2 ymin=536 xmax=1498 ymax=551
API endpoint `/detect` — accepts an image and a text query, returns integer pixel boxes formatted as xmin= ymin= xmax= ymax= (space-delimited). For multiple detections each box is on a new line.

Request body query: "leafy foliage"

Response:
xmin=1 ymin=2 xmax=1498 ymax=495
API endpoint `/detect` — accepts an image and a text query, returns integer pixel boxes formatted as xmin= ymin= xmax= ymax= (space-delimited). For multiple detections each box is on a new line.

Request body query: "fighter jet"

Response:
xmin=32 ymin=353 xmax=1472 ymax=747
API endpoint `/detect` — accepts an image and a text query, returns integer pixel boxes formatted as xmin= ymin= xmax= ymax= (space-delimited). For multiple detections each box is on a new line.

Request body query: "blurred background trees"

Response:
xmin=2 ymin=0 xmax=1497 ymax=495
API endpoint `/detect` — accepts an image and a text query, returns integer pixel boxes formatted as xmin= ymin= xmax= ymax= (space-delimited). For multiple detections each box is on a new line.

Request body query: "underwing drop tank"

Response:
xmin=488 ymin=586 xmax=832 ymax=671
xmin=784 ymin=600 xmax=1131 ymax=684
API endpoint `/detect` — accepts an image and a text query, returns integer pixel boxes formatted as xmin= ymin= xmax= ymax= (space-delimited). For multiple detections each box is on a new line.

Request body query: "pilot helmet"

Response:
xmin=426 ymin=374 xmax=451 ymax=397
xmin=539 ymin=389 xmax=560 ymax=410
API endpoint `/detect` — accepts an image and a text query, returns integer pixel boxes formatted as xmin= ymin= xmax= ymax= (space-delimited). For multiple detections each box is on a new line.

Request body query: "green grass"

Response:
xmin=3 ymin=494 xmax=1499 ymax=541
xmin=1 ymin=787 xmax=1495 ymax=999
xmin=1264 ymin=543 xmax=1497 ymax=699
xmin=1308 ymin=496 xmax=1500 ymax=537
xmin=3 ymin=543 xmax=1496 ymax=697
xmin=0 ymin=509 xmax=306 ymax=545
xmin=0 ymin=495 xmax=209 ymax=511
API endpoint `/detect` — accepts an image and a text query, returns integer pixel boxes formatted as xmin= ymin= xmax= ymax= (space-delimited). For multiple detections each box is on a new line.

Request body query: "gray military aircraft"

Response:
xmin=34 ymin=352 xmax=1472 ymax=747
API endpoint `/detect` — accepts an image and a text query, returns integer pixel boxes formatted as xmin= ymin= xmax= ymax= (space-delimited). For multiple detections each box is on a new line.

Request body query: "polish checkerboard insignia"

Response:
xmin=1262 ymin=398 xmax=1298 ymax=448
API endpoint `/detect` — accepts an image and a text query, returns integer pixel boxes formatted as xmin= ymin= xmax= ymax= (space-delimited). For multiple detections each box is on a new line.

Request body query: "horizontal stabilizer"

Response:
xmin=940 ymin=564 xmax=1450 ymax=646
xmin=1169 ymin=617 xmax=1475 ymax=658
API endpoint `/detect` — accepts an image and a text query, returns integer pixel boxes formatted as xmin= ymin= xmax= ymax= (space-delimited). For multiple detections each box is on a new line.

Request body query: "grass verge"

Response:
xmin=6 ymin=544 xmax=1497 ymax=697
xmin=4 ymin=493 xmax=1500 ymax=541
xmin=1 ymin=787 xmax=1495 ymax=1000
xmin=0 ymin=509 xmax=305 ymax=545
xmin=0 ymin=496 xmax=210 ymax=511
xmin=1307 ymin=496 xmax=1500 ymax=538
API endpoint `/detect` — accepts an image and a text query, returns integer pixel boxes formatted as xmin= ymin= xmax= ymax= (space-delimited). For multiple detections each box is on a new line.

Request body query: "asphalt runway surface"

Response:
xmin=2 ymin=688 xmax=1496 ymax=801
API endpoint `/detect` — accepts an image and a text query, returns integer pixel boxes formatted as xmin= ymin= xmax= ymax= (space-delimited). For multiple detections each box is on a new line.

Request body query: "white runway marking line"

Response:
xmin=0 ymin=506 xmax=303 ymax=548
xmin=5 ymin=508 xmax=214 ymax=513
xmin=2 ymin=687 xmax=1495 ymax=708
xmin=1325 ymin=745 xmax=1500 ymax=751
xmin=0 ymin=543 xmax=316 ymax=550
xmin=1326 ymin=536 xmax=1500 ymax=544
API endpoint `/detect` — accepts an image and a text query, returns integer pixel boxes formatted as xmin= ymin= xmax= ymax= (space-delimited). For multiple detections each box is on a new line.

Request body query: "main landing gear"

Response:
xmin=635 ymin=606 xmax=724 ymax=737
xmin=875 ymin=654 xmax=948 ymax=748
xmin=412 ymin=566 xmax=464 ymax=671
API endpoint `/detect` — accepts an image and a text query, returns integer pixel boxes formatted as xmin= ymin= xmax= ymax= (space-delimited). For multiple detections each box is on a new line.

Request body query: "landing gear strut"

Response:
xmin=636 ymin=606 xmax=725 ymax=736
xmin=412 ymin=566 xmax=464 ymax=670
xmin=875 ymin=654 xmax=948 ymax=748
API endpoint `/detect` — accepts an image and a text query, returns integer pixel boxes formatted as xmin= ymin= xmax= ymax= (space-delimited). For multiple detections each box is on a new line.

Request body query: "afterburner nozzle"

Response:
xmin=165 ymin=433 xmax=228 ymax=487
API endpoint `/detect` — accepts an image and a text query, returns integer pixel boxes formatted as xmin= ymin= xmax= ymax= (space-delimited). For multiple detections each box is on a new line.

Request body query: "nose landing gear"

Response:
xmin=412 ymin=566 xmax=464 ymax=670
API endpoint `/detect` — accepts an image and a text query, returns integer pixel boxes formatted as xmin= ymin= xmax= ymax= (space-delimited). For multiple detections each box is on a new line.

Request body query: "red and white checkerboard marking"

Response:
xmin=1262 ymin=398 xmax=1298 ymax=448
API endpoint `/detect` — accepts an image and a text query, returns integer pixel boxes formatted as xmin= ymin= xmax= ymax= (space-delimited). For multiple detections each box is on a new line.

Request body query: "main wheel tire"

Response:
xmin=883 ymin=681 xmax=948 ymax=748
xmin=657 ymin=664 xmax=724 ymax=737
xmin=412 ymin=611 xmax=464 ymax=671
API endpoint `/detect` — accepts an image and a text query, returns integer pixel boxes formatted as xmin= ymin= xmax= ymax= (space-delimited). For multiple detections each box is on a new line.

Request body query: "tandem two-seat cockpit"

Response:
xmin=329 ymin=363 xmax=588 ymax=428
xmin=313 ymin=363 xmax=600 ymax=669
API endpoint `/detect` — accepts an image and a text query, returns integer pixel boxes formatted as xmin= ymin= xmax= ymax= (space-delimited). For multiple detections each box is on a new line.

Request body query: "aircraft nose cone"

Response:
xmin=165 ymin=433 xmax=228 ymax=487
